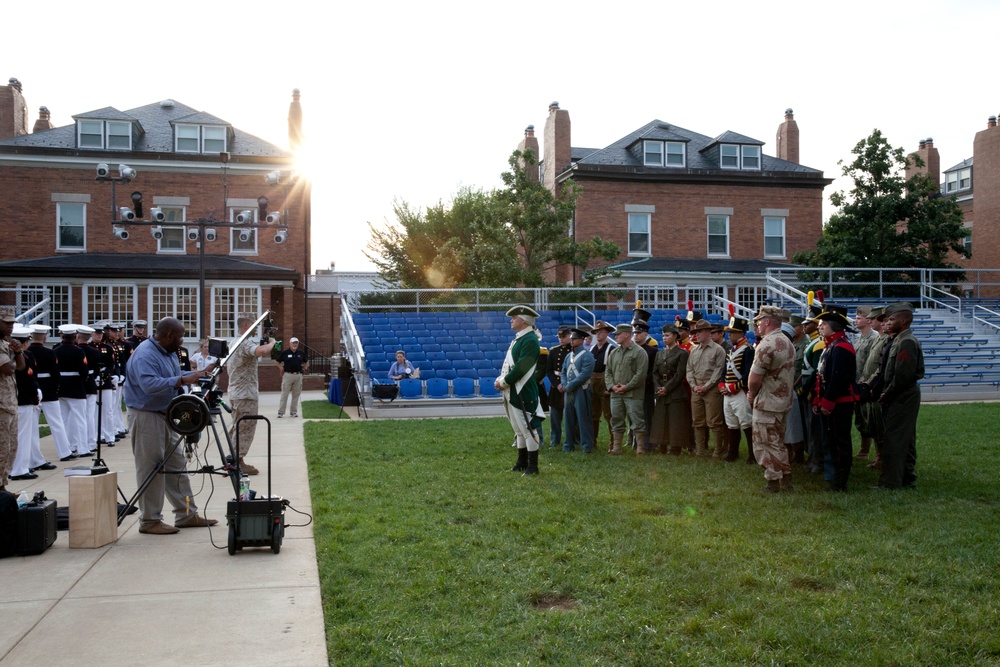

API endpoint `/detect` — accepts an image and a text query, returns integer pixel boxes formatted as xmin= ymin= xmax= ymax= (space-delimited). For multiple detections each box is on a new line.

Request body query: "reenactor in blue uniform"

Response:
xmin=55 ymin=324 xmax=90 ymax=457
xmin=28 ymin=324 xmax=74 ymax=461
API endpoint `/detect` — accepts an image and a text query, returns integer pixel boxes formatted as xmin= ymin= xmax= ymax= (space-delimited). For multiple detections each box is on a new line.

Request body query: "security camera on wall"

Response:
xmin=236 ymin=210 xmax=254 ymax=225
xmin=238 ymin=229 xmax=252 ymax=243
xmin=113 ymin=225 xmax=129 ymax=240
xmin=204 ymin=228 xmax=217 ymax=242
xmin=119 ymin=207 xmax=136 ymax=222
xmin=149 ymin=207 xmax=165 ymax=222
xmin=265 ymin=211 xmax=280 ymax=225
xmin=187 ymin=228 xmax=200 ymax=242
xmin=150 ymin=225 xmax=163 ymax=240
xmin=274 ymin=229 xmax=288 ymax=244
xmin=96 ymin=163 xmax=110 ymax=178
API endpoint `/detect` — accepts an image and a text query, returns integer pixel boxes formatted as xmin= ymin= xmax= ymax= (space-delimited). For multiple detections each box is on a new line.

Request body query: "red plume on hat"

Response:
xmin=728 ymin=303 xmax=736 ymax=329
xmin=816 ymin=289 xmax=825 ymax=305
xmin=686 ymin=300 xmax=694 ymax=321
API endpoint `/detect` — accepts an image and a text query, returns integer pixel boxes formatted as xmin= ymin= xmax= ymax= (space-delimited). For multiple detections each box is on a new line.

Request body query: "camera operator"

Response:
xmin=124 ymin=317 xmax=216 ymax=535
xmin=227 ymin=314 xmax=277 ymax=475
xmin=277 ymin=336 xmax=308 ymax=418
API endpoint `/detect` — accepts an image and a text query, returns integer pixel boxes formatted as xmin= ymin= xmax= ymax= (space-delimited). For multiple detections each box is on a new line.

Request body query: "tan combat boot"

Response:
xmin=635 ymin=432 xmax=647 ymax=456
xmin=609 ymin=431 xmax=623 ymax=455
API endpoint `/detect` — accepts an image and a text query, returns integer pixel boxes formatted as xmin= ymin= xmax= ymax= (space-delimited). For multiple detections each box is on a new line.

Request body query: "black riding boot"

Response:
xmin=512 ymin=447 xmax=528 ymax=472
xmin=525 ymin=449 xmax=539 ymax=475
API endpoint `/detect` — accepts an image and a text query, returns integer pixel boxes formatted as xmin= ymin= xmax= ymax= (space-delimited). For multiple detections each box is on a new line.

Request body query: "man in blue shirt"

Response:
xmin=124 ymin=317 xmax=217 ymax=535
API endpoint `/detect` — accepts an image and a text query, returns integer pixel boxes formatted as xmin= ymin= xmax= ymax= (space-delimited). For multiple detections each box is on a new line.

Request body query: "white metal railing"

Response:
xmin=921 ymin=283 xmax=962 ymax=316
xmin=766 ymin=274 xmax=809 ymax=313
xmin=971 ymin=304 xmax=1000 ymax=337
xmin=16 ymin=297 xmax=50 ymax=326
xmin=339 ymin=299 xmax=370 ymax=397
xmin=712 ymin=294 xmax=755 ymax=320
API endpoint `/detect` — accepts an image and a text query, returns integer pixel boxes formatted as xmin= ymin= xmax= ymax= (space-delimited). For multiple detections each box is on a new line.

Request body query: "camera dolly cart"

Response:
xmin=226 ymin=414 xmax=285 ymax=555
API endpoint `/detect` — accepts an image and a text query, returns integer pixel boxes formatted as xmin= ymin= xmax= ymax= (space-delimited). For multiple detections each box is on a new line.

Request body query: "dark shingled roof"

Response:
xmin=600 ymin=257 xmax=798 ymax=274
xmin=943 ymin=157 xmax=973 ymax=173
xmin=0 ymin=100 xmax=289 ymax=158
xmin=572 ymin=119 xmax=822 ymax=175
xmin=0 ymin=253 xmax=298 ymax=281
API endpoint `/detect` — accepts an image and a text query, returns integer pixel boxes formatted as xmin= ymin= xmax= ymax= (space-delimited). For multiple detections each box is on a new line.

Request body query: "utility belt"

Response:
xmin=285 ymin=371 xmax=302 ymax=375
xmin=37 ymin=373 xmax=52 ymax=378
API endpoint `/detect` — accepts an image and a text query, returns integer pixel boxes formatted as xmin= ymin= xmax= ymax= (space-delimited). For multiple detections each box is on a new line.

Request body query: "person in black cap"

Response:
xmin=497 ymin=306 xmax=545 ymax=474
xmin=559 ymin=328 xmax=595 ymax=453
xmin=649 ymin=323 xmax=691 ymax=455
xmin=630 ymin=309 xmax=658 ymax=453
xmin=874 ymin=301 xmax=924 ymax=489
xmin=545 ymin=324 xmax=572 ymax=449
xmin=589 ymin=320 xmax=617 ymax=450
xmin=813 ymin=304 xmax=858 ymax=491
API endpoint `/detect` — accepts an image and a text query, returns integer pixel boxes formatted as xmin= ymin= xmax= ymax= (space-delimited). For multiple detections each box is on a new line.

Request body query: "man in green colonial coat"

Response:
xmin=495 ymin=305 xmax=546 ymax=475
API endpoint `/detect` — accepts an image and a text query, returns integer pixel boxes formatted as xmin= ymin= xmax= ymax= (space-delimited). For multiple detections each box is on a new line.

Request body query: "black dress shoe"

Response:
xmin=36 ymin=462 xmax=58 ymax=471
xmin=60 ymin=454 xmax=78 ymax=462
xmin=10 ymin=472 xmax=39 ymax=481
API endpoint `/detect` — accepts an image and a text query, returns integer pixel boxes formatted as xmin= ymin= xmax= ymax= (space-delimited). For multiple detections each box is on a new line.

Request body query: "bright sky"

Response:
xmin=3 ymin=0 xmax=997 ymax=273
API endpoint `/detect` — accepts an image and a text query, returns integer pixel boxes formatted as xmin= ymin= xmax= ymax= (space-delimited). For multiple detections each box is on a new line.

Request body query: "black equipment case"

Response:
xmin=18 ymin=498 xmax=57 ymax=556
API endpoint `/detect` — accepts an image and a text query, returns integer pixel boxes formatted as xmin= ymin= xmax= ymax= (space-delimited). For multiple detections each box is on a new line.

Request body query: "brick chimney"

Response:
xmin=972 ymin=115 xmax=1000 ymax=270
xmin=32 ymin=106 xmax=53 ymax=133
xmin=775 ymin=108 xmax=799 ymax=164
xmin=517 ymin=125 xmax=540 ymax=182
xmin=0 ymin=77 xmax=29 ymax=140
xmin=288 ymin=88 xmax=303 ymax=151
xmin=542 ymin=101 xmax=571 ymax=194
xmin=906 ymin=137 xmax=940 ymax=188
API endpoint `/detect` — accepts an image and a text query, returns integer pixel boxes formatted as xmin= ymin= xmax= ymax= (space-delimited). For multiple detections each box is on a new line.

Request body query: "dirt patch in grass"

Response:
xmin=528 ymin=593 xmax=579 ymax=612
xmin=790 ymin=576 xmax=833 ymax=592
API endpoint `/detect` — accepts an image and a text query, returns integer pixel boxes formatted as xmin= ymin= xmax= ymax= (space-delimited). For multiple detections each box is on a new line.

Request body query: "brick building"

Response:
xmin=0 ymin=79 xmax=311 ymax=355
xmin=521 ymin=102 xmax=832 ymax=313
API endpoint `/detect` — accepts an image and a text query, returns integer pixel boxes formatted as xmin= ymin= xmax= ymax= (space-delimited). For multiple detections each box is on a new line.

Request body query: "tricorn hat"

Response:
xmin=816 ymin=303 xmax=852 ymax=328
xmin=506 ymin=305 xmax=540 ymax=326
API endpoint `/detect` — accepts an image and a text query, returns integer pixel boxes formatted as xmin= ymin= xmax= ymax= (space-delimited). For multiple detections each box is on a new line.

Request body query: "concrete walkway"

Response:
xmin=1 ymin=391 xmax=329 ymax=666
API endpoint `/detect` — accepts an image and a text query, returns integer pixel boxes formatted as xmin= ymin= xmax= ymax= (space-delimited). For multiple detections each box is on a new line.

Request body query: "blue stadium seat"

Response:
xmin=407 ymin=350 xmax=426 ymax=363
xmin=436 ymin=369 xmax=458 ymax=380
xmin=399 ymin=337 xmax=418 ymax=347
xmin=398 ymin=379 xmax=423 ymax=399
xmin=416 ymin=368 xmax=435 ymax=380
xmin=473 ymin=359 xmax=498 ymax=373
xmin=428 ymin=351 xmax=447 ymax=362
xmin=453 ymin=377 xmax=476 ymax=397
xmin=478 ymin=377 xmax=501 ymax=397
xmin=426 ymin=378 xmax=450 ymax=398
xmin=363 ymin=344 xmax=384 ymax=356
xmin=423 ymin=343 xmax=442 ymax=353
xmin=478 ymin=343 xmax=497 ymax=353
xmin=432 ymin=359 xmax=452 ymax=371
xmin=416 ymin=336 xmax=435 ymax=346
xmin=452 ymin=359 xmax=473 ymax=370
xmin=456 ymin=368 xmax=478 ymax=379
xmin=369 ymin=361 xmax=390 ymax=373
xmin=465 ymin=350 xmax=485 ymax=361
xmin=441 ymin=343 xmax=461 ymax=353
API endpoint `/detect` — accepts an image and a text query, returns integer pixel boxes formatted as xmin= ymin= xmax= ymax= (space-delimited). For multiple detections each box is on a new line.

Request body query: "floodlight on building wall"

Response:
xmin=113 ymin=225 xmax=129 ymax=240
xmin=119 ymin=207 xmax=135 ymax=222
xmin=149 ymin=206 xmax=164 ymax=222
xmin=236 ymin=210 xmax=254 ymax=225
xmin=274 ymin=229 xmax=288 ymax=244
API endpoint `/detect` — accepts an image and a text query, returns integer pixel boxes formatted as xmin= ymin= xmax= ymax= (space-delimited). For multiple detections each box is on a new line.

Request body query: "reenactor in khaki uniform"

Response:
xmin=685 ymin=320 xmax=726 ymax=458
xmin=605 ymin=324 xmax=648 ymax=455
xmin=747 ymin=306 xmax=796 ymax=493
xmin=589 ymin=321 xmax=616 ymax=450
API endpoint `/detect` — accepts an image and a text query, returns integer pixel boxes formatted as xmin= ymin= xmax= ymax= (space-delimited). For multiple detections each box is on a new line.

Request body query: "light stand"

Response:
xmin=97 ymin=163 xmax=292 ymax=340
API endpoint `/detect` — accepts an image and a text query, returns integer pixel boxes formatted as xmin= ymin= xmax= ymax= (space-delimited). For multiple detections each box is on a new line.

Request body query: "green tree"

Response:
xmin=795 ymin=129 xmax=969 ymax=271
xmin=365 ymin=149 xmax=620 ymax=289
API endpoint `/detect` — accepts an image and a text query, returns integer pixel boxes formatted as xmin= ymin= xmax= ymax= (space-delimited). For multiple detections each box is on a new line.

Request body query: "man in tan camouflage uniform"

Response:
xmin=747 ymin=305 xmax=796 ymax=493
xmin=227 ymin=314 xmax=278 ymax=475
xmin=1 ymin=306 xmax=25 ymax=490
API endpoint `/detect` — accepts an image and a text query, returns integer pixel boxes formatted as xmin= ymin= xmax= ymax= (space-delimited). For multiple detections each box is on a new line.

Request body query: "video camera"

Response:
xmin=260 ymin=315 xmax=282 ymax=353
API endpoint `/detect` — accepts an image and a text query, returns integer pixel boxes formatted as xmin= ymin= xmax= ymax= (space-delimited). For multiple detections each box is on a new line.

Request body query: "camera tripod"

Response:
xmin=116 ymin=384 xmax=242 ymax=525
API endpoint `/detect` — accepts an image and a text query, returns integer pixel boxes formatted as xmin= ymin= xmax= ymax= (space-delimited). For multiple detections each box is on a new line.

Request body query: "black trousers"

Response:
xmin=822 ymin=403 xmax=855 ymax=489
xmin=880 ymin=388 xmax=920 ymax=488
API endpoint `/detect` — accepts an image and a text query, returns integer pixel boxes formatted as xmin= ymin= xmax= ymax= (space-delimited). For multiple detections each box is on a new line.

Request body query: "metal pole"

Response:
xmin=199 ymin=221 xmax=207 ymax=338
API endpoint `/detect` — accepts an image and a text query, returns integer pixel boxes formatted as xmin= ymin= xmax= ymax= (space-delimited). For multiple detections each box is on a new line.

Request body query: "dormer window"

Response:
xmin=720 ymin=144 xmax=761 ymax=170
xmin=643 ymin=140 xmax=686 ymax=167
xmin=175 ymin=123 xmax=228 ymax=154
xmin=945 ymin=168 xmax=972 ymax=193
xmin=77 ymin=120 xmax=133 ymax=150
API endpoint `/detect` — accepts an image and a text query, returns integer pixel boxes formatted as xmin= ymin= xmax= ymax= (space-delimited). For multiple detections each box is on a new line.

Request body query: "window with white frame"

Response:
xmin=203 ymin=126 xmax=226 ymax=153
xmin=628 ymin=212 xmax=651 ymax=256
xmin=643 ymin=141 xmax=663 ymax=166
xmin=666 ymin=142 xmax=685 ymax=166
xmin=945 ymin=168 xmax=972 ymax=193
xmin=707 ymin=215 xmax=729 ymax=256
xmin=964 ymin=225 xmax=973 ymax=257
xmin=720 ymin=144 xmax=739 ymax=169
xmin=736 ymin=286 xmax=768 ymax=314
xmin=158 ymin=206 xmax=186 ymax=252
xmin=18 ymin=284 xmax=71 ymax=330
xmin=686 ymin=286 xmax=725 ymax=313
xmin=150 ymin=285 xmax=199 ymax=339
xmin=57 ymin=203 xmax=86 ymax=250
xmin=763 ymin=216 xmax=786 ymax=258
xmin=230 ymin=208 xmax=258 ymax=253
xmin=175 ymin=124 xmax=200 ymax=152
xmin=76 ymin=119 xmax=132 ymax=150
xmin=636 ymin=285 xmax=677 ymax=310
xmin=85 ymin=284 xmax=136 ymax=325
xmin=213 ymin=286 xmax=260 ymax=338
xmin=720 ymin=144 xmax=761 ymax=170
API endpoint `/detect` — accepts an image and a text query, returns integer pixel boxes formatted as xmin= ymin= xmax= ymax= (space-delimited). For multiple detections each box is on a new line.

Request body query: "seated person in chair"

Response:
xmin=388 ymin=350 xmax=415 ymax=381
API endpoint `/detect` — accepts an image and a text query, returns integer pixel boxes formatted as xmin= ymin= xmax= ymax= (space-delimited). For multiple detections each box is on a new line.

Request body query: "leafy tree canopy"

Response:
xmin=365 ymin=150 xmax=620 ymax=288
xmin=794 ymin=129 xmax=969 ymax=270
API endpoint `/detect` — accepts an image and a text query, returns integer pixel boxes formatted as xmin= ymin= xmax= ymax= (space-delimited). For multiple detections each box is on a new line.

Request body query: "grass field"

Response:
xmin=305 ymin=403 xmax=1000 ymax=666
